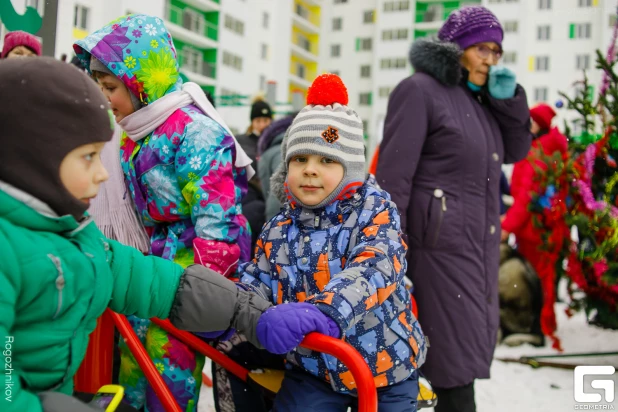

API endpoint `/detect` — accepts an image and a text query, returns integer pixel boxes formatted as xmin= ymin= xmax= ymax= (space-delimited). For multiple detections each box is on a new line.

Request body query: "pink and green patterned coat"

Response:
xmin=74 ymin=14 xmax=251 ymax=274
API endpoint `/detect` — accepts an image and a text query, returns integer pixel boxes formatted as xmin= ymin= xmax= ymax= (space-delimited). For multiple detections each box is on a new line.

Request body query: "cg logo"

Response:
xmin=574 ymin=366 xmax=616 ymax=404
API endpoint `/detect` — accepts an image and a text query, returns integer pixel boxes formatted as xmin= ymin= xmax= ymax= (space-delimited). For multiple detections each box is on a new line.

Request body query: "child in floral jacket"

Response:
xmin=74 ymin=14 xmax=253 ymax=410
xmin=241 ymin=74 xmax=428 ymax=411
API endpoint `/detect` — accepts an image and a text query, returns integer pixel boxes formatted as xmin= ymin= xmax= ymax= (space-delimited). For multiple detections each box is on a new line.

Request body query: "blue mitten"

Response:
xmin=256 ymin=302 xmax=341 ymax=354
xmin=488 ymin=66 xmax=517 ymax=99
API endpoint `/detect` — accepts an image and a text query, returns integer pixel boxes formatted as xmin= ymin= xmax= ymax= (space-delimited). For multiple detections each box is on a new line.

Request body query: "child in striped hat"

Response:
xmin=239 ymin=74 xmax=427 ymax=411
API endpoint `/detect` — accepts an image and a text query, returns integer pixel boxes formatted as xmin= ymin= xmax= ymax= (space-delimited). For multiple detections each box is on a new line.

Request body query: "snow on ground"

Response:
xmin=199 ymin=300 xmax=618 ymax=412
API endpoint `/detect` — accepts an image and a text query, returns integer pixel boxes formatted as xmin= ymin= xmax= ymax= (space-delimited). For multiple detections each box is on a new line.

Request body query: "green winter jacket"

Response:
xmin=0 ymin=184 xmax=183 ymax=412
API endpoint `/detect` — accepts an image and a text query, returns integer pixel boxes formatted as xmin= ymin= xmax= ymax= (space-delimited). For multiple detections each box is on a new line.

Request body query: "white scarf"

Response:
xmin=118 ymin=82 xmax=255 ymax=180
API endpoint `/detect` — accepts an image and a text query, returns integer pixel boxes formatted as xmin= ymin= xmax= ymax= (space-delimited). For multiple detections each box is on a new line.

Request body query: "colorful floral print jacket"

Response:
xmin=74 ymin=15 xmax=251 ymax=272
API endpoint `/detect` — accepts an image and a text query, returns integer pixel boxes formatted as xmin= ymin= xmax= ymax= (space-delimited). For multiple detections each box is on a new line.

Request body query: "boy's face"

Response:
xmin=287 ymin=154 xmax=344 ymax=206
xmin=252 ymin=117 xmax=272 ymax=136
xmin=59 ymin=142 xmax=109 ymax=206
xmin=94 ymin=72 xmax=135 ymax=122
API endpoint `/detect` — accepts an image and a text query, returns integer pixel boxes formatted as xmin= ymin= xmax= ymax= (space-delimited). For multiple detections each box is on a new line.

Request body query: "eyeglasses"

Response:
xmin=475 ymin=44 xmax=503 ymax=61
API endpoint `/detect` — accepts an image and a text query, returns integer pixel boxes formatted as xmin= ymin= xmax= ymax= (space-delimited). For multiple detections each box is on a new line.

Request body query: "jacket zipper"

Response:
xmin=431 ymin=190 xmax=447 ymax=247
xmin=47 ymin=254 xmax=65 ymax=319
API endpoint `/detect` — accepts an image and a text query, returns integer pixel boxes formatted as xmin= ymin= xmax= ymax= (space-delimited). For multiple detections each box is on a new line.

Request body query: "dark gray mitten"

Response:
xmin=39 ymin=392 xmax=100 ymax=412
xmin=168 ymin=265 xmax=272 ymax=348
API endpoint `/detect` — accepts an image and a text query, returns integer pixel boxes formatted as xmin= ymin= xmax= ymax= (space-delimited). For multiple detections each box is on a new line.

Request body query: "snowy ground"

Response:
xmin=198 ymin=299 xmax=618 ymax=411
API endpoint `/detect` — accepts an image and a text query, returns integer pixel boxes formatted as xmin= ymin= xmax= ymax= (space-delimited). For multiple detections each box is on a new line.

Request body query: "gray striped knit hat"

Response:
xmin=283 ymin=74 xmax=366 ymax=209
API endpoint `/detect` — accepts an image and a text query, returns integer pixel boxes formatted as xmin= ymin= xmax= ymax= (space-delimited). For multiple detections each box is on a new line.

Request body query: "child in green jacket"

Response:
xmin=0 ymin=57 xmax=271 ymax=412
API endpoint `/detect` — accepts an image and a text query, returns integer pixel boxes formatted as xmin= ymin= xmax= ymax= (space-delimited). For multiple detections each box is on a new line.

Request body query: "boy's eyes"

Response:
xmin=83 ymin=152 xmax=98 ymax=162
xmin=292 ymin=156 xmax=336 ymax=164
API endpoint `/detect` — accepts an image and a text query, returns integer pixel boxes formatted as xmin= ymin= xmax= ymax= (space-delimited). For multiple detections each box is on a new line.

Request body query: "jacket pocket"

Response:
xmin=47 ymin=254 xmax=65 ymax=320
xmin=427 ymin=189 xmax=447 ymax=248
xmin=421 ymin=188 xmax=461 ymax=250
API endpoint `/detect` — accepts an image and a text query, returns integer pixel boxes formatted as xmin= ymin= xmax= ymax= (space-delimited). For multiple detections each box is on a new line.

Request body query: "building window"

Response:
xmin=539 ymin=0 xmax=551 ymax=9
xmin=334 ymin=0 xmax=348 ymax=3
xmin=261 ymin=43 xmax=268 ymax=60
xmin=379 ymin=87 xmax=393 ymax=98
xmin=222 ymin=51 xmax=243 ymax=71
xmin=504 ymin=21 xmax=518 ymax=33
xmin=263 ymin=12 xmax=269 ymax=29
xmin=331 ymin=44 xmax=341 ymax=57
xmin=183 ymin=9 xmax=206 ymax=35
xmin=297 ymin=34 xmax=311 ymax=51
xmin=503 ymin=51 xmax=517 ymax=64
xmin=363 ymin=10 xmax=375 ymax=23
xmin=356 ymin=38 xmax=372 ymax=51
xmin=535 ymin=56 xmax=550 ymax=71
xmin=384 ymin=1 xmax=410 ymax=12
xmin=224 ymin=15 xmax=245 ymax=36
xmin=359 ymin=92 xmax=372 ymax=105
xmin=382 ymin=29 xmax=409 ymax=41
xmin=576 ymin=54 xmax=590 ymax=70
xmin=73 ymin=5 xmax=89 ymax=30
xmin=421 ymin=4 xmax=443 ymax=22
xmin=570 ymin=23 xmax=592 ymax=39
xmin=534 ymin=87 xmax=548 ymax=102
xmin=259 ymin=75 xmax=266 ymax=91
xmin=380 ymin=58 xmax=406 ymax=69
xmin=330 ymin=70 xmax=340 ymax=76
xmin=181 ymin=47 xmax=203 ymax=75
xmin=332 ymin=17 xmax=342 ymax=31
xmin=360 ymin=65 xmax=371 ymax=78
xmin=295 ymin=3 xmax=310 ymax=20
xmin=578 ymin=0 xmax=592 ymax=6
xmin=610 ymin=15 xmax=617 ymax=28
xmin=296 ymin=63 xmax=306 ymax=79
xmin=537 ymin=25 xmax=551 ymax=40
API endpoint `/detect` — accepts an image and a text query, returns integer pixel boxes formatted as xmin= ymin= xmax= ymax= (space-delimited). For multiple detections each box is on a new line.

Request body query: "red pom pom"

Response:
xmin=306 ymin=73 xmax=348 ymax=106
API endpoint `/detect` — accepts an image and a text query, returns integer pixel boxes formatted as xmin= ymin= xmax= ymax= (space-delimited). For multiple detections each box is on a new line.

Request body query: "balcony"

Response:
xmin=291 ymin=31 xmax=318 ymax=62
xmin=289 ymin=73 xmax=311 ymax=89
xmin=181 ymin=0 xmax=220 ymax=13
xmin=292 ymin=3 xmax=320 ymax=34
xmin=182 ymin=67 xmax=217 ymax=86
xmin=166 ymin=4 xmax=218 ymax=48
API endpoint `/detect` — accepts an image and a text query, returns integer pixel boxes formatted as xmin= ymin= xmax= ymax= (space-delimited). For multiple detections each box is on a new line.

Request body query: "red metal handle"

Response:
xmin=107 ymin=310 xmax=182 ymax=412
xmin=150 ymin=318 xmax=249 ymax=382
xmin=301 ymin=333 xmax=377 ymax=412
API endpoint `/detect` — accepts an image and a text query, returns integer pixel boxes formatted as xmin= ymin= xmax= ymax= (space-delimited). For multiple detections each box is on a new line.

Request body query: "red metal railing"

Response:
xmin=78 ymin=310 xmax=378 ymax=412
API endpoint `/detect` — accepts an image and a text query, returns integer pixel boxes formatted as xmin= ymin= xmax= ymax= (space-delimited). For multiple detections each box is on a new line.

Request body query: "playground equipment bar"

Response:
xmin=110 ymin=312 xmax=378 ymax=412
xmin=108 ymin=311 xmax=183 ymax=412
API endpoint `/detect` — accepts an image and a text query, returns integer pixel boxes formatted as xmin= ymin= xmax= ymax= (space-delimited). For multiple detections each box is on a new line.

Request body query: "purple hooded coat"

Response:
xmin=376 ymin=39 xmax=532 ymax=388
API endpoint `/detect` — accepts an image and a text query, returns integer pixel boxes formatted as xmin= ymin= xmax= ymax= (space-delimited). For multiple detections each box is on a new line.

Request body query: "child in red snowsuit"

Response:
xmin=501 ymin=103 xmax=568 ymax=350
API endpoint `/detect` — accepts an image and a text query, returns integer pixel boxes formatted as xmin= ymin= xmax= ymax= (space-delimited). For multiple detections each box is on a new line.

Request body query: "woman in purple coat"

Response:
xmin=376 ymin=7 xmax=531 ymax=412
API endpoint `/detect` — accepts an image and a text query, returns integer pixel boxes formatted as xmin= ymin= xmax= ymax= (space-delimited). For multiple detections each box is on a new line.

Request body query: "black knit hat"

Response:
xmin=0 ymin=57 xmax=114 ymax=219
xmin=250 ymin=99 xmax=273 ymax=120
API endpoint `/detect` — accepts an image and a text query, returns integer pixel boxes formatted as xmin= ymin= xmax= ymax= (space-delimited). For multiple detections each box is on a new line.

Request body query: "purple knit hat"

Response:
xmin=1 ymin=31 xmax=42 ymax=58
xmin=438 ymin=6 xmax=503 ymax=51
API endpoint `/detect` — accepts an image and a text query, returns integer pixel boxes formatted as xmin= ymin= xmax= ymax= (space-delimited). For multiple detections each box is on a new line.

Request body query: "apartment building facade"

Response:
xmin=2 ymin=0 xmax=614 ymax=145
xmin=318 ymin=0 xmax=614 ymax=152
xmin=0 ymin=0 xmax=323 ymax=133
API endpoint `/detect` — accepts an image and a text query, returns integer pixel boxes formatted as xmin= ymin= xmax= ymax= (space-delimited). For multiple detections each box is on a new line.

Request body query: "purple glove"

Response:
xmin=194 ymin=328 xmax=236 ymax=341
xmin=256 ymin=302 xmax=341 ymax=354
